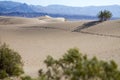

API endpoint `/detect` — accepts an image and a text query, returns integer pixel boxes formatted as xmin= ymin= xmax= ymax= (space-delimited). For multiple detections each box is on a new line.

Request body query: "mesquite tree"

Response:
xmin=98 ymin=10 xmax=112 ymax=21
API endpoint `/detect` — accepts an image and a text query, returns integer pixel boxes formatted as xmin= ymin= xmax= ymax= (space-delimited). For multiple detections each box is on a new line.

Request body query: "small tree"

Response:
xmin=98 ymin=10 xmax=112 ymax=21
xmin=0 ymin=43 xmax=24 ymax=79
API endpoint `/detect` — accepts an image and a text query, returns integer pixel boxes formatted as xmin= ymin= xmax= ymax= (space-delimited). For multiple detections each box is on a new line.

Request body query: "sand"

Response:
xmin=0 ymin=16 xmax=120 ymax=77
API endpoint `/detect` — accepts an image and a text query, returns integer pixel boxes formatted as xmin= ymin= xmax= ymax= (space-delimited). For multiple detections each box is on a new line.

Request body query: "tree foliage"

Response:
xmin=0 ymin=43 xmax=24 ymax=79
xmin=21 ymin=75 xmax=35 ymax=80
xmin=38 ymin=48 xmax=120 ymax=80
xmin=98 ymin=10 xmax=112 ymax=21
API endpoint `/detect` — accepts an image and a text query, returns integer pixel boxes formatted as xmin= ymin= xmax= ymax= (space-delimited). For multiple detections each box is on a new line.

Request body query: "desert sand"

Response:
xmin=0 ymin=16 xmax=120 ymax=77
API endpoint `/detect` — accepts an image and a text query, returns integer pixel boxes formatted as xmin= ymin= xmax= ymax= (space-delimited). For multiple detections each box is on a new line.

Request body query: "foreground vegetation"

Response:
xmin=0 ymin=43 xmax=24 ymax=79
xmin=38 ymin=48 xmax=120 ymax=80
xmin=0 ymin=43 xmax=120 ymax=80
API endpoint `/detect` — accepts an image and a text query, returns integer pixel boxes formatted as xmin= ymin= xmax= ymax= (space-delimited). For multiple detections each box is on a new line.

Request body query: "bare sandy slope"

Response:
xmin=80 ymin=20 xmax=120 ymax=37
xmin=0 ymin=16 xmax=120 ymax=77
xmin=0 ymin=16 xmax=46 ymax=25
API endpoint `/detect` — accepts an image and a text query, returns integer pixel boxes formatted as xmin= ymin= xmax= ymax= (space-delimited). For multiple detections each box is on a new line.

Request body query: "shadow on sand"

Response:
xmin=73 ymin=21 xmax=101 ymax=32
xmin=73 ymin=21 xmax=120 ymax=38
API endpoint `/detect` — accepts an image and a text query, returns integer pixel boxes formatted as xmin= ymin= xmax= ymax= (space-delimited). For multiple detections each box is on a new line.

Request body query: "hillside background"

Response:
xmin=0 ymin=1 xmax=120 ymax=20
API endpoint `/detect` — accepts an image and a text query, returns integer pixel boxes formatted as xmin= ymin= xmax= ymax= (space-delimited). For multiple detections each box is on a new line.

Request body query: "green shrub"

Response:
xmin=0 ymin=43 xmax=24 ymax=79
xmin=38 ymin=48 xmax=120 ymax=80
xmin=0 ymin=70 xmax=8 ymax=79
xmin=21 ymin=76 xmax=33 ymax=80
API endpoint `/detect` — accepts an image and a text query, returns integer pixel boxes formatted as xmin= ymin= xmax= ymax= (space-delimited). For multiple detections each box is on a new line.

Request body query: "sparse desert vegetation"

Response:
xmin=0 ymin=16 xmax=120 ymax=78
xmin=38 ymin=48 xmax=120 ymax=80
xmin=98 ymin=10 xmax=112 ymax=22
xmin=0 ymin=0 xmax=120 ymax=80
xmin=0 ymin=44 xmax=120 ymax=80
xmin=0 ymin=43 xmax=24 ymax=79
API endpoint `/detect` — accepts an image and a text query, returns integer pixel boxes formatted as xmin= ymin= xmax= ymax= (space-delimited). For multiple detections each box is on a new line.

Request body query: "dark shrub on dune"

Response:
xmin=98 ymin=10 xmax=112 ymax=22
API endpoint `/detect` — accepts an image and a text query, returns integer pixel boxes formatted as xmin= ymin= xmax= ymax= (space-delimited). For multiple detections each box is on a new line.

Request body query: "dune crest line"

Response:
xmin=79 ymin=31 xmax=120 ymax=38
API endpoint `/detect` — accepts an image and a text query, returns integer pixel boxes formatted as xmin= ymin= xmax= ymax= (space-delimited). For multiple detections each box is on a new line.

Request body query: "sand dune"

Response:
xmin=75 ymin=20 xmax=120 ymax=37
xmin=0 ymin=16 xmax=46 ymax=25
xmin=0 ymin=16 xmax=66 ymax=25
xmin=0 ymin=16 xmax=120 ymax=77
